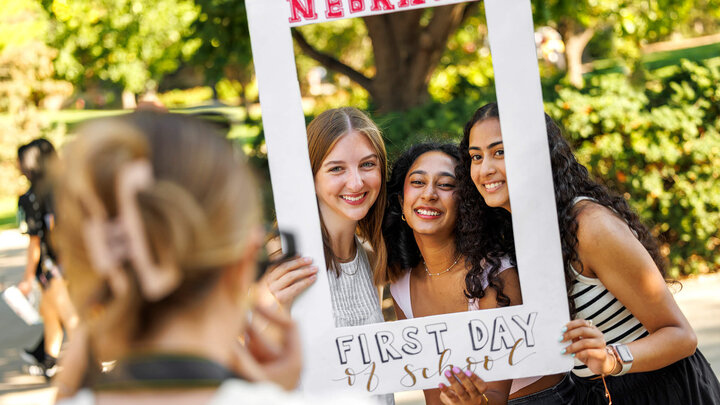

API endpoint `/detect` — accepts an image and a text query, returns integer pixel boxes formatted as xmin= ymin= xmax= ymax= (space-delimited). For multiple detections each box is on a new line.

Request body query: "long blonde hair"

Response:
xmin=307 ymin=107 xmax=388 ymax=286
xmin=55 ymin=112 xmax=261 ymax=356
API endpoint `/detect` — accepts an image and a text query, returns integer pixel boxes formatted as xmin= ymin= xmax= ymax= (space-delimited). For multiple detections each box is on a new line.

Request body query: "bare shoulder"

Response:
xmin=573 ymin=200 xmax=634 ymax=248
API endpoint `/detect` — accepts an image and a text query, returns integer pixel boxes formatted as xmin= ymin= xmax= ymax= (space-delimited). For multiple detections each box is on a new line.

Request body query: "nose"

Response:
xmin=346 ymin=168 xmax=364 ymax=192
xmin=421 ymin=184 xmax=438 ymax=201
xmin=480 ymin=158 xmax=497 ymax=178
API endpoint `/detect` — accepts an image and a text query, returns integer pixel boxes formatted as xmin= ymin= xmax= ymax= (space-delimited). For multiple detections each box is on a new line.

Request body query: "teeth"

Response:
xmin=484 ymin=181 xmax=503 ymax=191
xmin=416 ymin=209 xmax=440 ymax=216
xmin=341 ymin=194 xmax=364 ymax=202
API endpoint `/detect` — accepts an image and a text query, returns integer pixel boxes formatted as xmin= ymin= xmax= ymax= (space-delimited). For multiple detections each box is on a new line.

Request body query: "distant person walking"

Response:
xmin=16 ymin=139 xmax=78 ymax=378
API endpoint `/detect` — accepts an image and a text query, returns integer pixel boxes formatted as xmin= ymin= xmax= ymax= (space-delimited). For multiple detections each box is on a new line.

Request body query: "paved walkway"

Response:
xmin=0 ymin=229 xmax=717 ymax=404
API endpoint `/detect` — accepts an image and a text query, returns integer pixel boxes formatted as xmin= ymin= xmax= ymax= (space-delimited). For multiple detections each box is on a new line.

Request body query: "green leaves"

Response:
xmin=547 ymin=58 xmax=720 ymax=277
xmin=46 ymin=0 xmax=200 ymax=93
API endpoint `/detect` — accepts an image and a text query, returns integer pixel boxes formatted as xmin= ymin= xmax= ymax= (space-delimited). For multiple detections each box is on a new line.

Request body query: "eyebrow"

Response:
xmin=323 ymin=153 xmax=378 ymax=167
xmin=409 ymin=170 xmax=456 ymax=179
xmin=468 ymin=141 xmax=503 ymax=151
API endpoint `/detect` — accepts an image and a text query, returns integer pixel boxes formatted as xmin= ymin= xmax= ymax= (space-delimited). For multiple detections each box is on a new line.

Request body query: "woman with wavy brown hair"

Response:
xmin=451 ymin=102 xmax=720 ymax=405
xmin=383 ymin=142 xmax=520 ymax=405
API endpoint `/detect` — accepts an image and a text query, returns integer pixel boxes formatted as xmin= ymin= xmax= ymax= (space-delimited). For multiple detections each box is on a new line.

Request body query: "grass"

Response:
xmin=0 ymin=195 xmax=17 ymax=231
xmin=585 ymin=41 xmax=720 ymax=77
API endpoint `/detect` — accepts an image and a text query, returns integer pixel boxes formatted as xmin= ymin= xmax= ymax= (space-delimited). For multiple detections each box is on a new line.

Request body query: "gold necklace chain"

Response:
xmin=424 ymin=254 xmax=461 ymax=276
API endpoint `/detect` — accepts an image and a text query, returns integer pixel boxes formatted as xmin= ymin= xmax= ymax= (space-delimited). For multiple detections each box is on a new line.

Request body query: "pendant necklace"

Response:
xmin=424 ymin=254 xmax=461 ymax=276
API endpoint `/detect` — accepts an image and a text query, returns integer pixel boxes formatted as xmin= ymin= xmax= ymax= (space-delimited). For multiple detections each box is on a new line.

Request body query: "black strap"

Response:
xmin=96 ymin=354 xmax=242 ymax=390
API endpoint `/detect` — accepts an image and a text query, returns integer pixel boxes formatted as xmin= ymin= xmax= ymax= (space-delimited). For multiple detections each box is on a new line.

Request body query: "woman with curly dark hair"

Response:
xmin=451 ymin=102 xmax=720 ymax=405
xmin=384 ymin=142 xmax=520 ymax=405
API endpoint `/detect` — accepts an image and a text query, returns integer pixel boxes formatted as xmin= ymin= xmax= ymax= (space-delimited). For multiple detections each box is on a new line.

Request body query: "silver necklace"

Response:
xmin=424 ymin=254 xmax=461 ymax=276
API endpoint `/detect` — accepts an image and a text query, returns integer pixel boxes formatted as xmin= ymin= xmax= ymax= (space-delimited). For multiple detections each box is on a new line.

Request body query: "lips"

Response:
xmin=483 ymin=181 xmax=505 ymax=193
xmin=340 ymin=192 xmax=368 ymax=205
xmin=414 ymin=207 xmax=441 ymax=219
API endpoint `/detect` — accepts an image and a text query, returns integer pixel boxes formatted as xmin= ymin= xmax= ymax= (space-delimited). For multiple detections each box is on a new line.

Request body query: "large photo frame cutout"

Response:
xmin=246 ymin=0 xmax=573 ymax=395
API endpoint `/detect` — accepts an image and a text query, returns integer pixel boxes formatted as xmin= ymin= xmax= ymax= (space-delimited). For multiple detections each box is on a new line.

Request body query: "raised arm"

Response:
xmin=563 ymin=204 xmax=696 ymax=375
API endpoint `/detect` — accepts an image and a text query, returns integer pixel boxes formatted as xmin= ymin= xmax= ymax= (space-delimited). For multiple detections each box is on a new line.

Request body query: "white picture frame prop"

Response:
xmin=246 ymin=0 xmax=573 ymax=396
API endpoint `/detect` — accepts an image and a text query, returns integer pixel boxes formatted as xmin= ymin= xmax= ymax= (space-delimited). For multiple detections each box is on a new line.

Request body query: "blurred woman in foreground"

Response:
xmin=53 ymin=113 xmax=369 ymax=404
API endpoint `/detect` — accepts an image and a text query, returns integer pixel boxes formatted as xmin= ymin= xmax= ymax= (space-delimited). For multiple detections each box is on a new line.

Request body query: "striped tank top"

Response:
xmin=570 ymin=197 xmax=649 ymax=378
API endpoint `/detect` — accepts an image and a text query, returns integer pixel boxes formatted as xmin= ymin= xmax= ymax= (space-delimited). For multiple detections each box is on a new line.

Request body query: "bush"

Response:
xmin=547 ymin=59 xmax=720 ymax=277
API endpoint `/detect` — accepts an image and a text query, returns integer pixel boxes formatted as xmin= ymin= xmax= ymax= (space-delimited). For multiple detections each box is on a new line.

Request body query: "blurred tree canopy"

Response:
xmin=43 ymin=0 xmax=200 ymax=105
xmin=0 ymin=0 xmax=70 ymax=197
xmin=533 ymin=0 xmax=720 ymax=87
xmin=190 ymin=0 xmax=253 ymax=109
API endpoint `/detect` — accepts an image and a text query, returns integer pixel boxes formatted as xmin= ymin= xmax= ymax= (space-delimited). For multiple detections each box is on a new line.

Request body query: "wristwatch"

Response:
xmin=609 ymin=344 xmax=633 ymax=376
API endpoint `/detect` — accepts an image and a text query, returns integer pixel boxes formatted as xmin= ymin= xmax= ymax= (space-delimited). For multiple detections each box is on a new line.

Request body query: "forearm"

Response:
xmin=23 ymin=236 xmax=41 ymax=281
xmin=624 ymin=325 xmax=697 ymax=373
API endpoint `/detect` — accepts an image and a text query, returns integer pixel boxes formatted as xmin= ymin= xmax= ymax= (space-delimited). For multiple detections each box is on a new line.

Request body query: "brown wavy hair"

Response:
xmin=457 ymin=103 xmax=669 ymax=316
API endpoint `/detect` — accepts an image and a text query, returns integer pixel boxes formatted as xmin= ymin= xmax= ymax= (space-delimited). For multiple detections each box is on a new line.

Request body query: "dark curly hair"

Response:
xmin=457 ymin=103 xmax=669 ymax=317
xmin=383 ymin=142 xmax=461 ymax=284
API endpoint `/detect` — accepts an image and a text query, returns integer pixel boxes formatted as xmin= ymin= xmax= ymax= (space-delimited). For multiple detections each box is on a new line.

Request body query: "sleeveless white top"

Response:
xmin=389 ymin=257 xmax=540 ymax=394
xmin=327 ymin=240 xmax=395 ymax=405
xmin=569 ymin=197 xmax=649 ymax=378
xmin=327 ymin=239 xmax=385 ymax=328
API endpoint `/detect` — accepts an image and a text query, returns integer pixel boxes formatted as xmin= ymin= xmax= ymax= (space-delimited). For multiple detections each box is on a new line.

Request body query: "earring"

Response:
xmin=401 ymin=214 xmax=406 ymax=221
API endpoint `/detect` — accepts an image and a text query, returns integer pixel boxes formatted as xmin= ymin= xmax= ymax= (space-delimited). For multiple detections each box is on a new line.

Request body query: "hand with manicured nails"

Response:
xmin=561 ymin=319 xmax=617 ymax=375
xmin=439 ymin=366 xmax=491 ymax=405
xmin=263 ymin=256 xmax=318 ymax=308
xmin=232 ymin=304 xmax=302 ymax=390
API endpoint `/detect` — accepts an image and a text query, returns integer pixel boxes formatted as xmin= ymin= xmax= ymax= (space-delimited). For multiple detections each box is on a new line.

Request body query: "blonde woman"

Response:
xmin=53 ymin=113 xmax=372 ymax=404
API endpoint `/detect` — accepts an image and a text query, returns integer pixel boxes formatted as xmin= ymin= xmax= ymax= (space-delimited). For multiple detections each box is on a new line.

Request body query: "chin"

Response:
xmin=341 ymin=208 xmax=372 ymax=222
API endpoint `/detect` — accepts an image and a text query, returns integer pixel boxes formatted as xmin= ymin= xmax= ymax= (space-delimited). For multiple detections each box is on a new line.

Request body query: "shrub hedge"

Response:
xmin=371 ymin=58 xmax=720 ymax=277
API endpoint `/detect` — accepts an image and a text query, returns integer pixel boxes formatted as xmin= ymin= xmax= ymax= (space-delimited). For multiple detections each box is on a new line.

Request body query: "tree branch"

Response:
xmin=291 ymin=29 xmax=373 ymax=92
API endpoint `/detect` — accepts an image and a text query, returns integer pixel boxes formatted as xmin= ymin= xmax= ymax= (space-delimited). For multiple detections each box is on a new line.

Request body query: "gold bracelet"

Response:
xmin=482 ymin=393 xmax=489 ymax=405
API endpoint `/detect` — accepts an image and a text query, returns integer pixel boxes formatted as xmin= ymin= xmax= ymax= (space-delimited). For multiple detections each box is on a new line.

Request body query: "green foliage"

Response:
xmin=0 ymin=0 xmax=48 ymax=50
xmin=158 ymin=86 xmax=214 ymax=108
xmin=0 ymin=2 xmax=71 ymax=201
xmin=190 ymin=0 xmax=252 ymax=86
xmin=532 ymin=0 xmax=712 ymax=83
xmin=45 ymin=0 xmax=200 ymax=93
xmin=546 ymin=59 xmax=720 ymax=276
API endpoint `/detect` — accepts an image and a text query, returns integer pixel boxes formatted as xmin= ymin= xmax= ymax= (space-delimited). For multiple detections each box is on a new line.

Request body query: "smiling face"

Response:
xmin=468 ymin=118 xmax=510 ymax=212
xmin=401 ymin=151 xmax=458 ymax=239
xmin=314 ymin=130 xmax=382 ymax=227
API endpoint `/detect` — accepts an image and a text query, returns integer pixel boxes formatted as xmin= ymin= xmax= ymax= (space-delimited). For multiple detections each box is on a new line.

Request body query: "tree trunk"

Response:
xmin=122 ymin=89 xmax=137 ymax=109
xmin=558 ymin=19 xmax=595 ymax=88
xmin=293 ymin=4 xmax=475 ymax=114
xmin=364 ymin=4 xmax=469 ymax=113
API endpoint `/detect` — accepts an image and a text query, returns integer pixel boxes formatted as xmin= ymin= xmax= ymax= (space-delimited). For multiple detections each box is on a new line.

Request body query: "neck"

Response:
xmin=319 ymin=207 xmax=358 ymax=261
xmin=135 ymin=291 xmax=240 ymax=368
xmin=414 ymin=232 xmax=458 ymax=275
